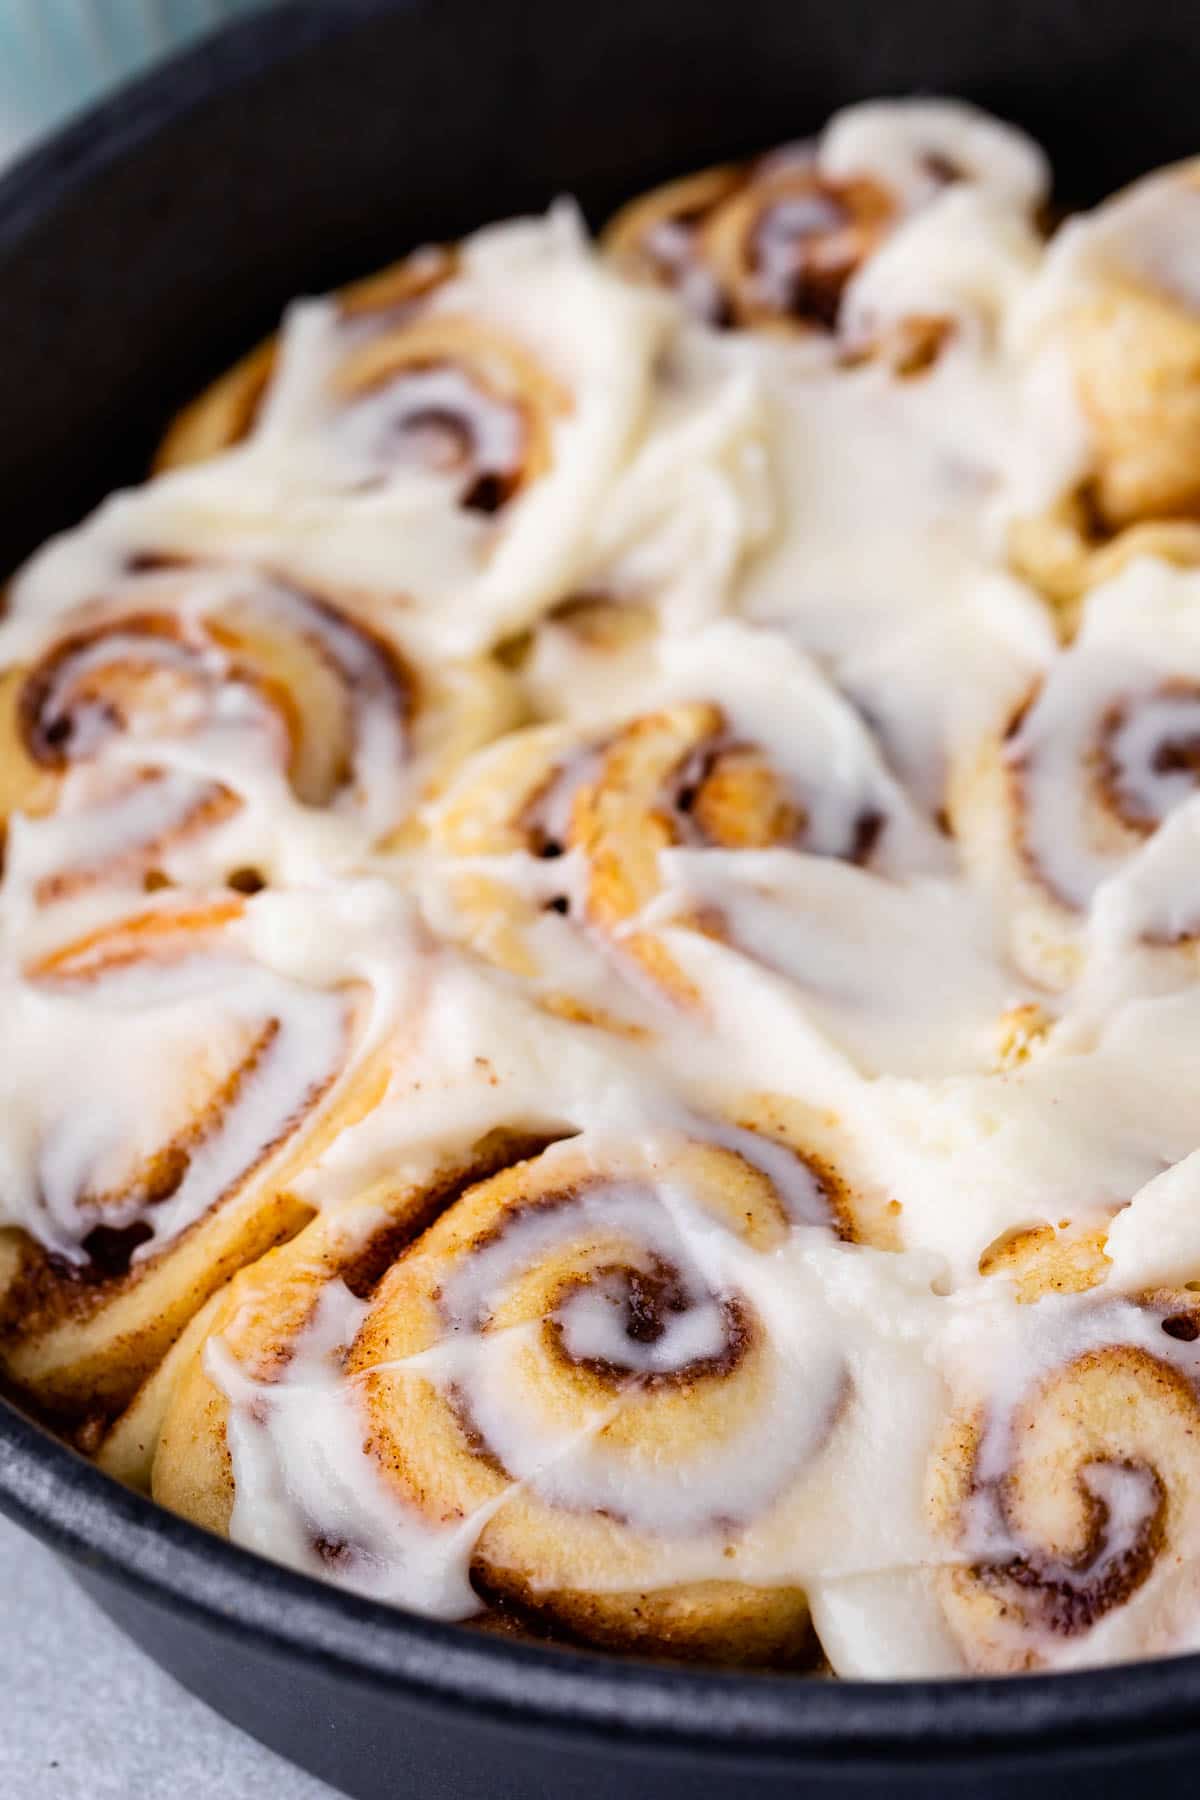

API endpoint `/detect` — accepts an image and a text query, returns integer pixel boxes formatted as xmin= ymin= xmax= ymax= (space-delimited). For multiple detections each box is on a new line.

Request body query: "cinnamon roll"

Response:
xmin=604 ymin=98 xmax=1046 ymax=342
xmin=1008 ymin=497 xmax=1200 ymax=631
xmin=0 ymin=891 xmax=391 ymax=1461
xmin=949 ymin=559 xmax=1200 ymax=986
xmin=928 ymin=1290 xmax=1200 ymax=1671
xmin=1008 ymin=159 xmax=1200 ymax=617
xmin=161 ymin=245 xmax=568 ymax=517
xmin=0 ymin=552 xmax=515 ymax=902
xmin=133 ymin=212 xmax=675 ymax=658
xmin=152 ymin=1124 xmax=940 ymax=1664
xmin=429 ymin=621 xmax=941 ymax=1012
xmin=606 ymin=152 xmax=894 ymax=336
xmin=155 ymin=247 xmax=459 ymax=472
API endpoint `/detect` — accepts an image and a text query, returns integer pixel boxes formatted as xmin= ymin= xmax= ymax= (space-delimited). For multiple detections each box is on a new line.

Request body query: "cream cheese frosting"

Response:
xmin=7 ymin=98 xmax=1200 ymax=1680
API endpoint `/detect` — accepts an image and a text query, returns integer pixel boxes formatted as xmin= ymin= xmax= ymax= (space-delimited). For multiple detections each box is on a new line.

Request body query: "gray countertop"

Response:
xmin=0 ymin=1511 xmax=338 ymax=1798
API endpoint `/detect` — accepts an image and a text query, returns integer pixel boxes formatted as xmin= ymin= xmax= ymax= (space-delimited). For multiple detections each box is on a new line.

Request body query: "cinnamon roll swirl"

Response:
xmin=0 ymin=892 xmax=389 ymax=1460
xmin=160 ymin=242 xmax=567 ymax=516
xmin=949 ymin=560 xmax=1200 ymax=985
xmin=430 ymin=622 xmax=941 ymax=1010
xmin=152 ymin=1124 xmax=937 ymax=1664
xmin=134 ymin=212 xmax=675 ymax=659
xmin=604 ymin=98 xmax=1046 ymax=343
xmin=155 ymin=247 xmax=459 ymax=472
xmin=606 ymin=152 xmax=894 ymax=336
xmin=0 ymin=553 xmax=515 ymax=901
xmin=929 ymin=1291 xmax=1200 ymax=1672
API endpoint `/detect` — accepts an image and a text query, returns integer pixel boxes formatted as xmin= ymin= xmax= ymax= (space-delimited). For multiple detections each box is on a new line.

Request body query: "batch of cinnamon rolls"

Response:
xmin=7 ymin=95 xmax=1200 ymax=1679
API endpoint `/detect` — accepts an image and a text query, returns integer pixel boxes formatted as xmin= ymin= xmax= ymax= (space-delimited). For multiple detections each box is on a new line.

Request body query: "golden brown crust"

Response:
xmin=1008 ymin=163 xmax=1200 ymax=619
xmin=470 ymin=1565 xmax=818 ymax=1668
xmin=430 ymin=698 xmax=888 ymax=1014
xmin=153 ymin=339 xmax=279 ymax=474
xmin=976 ymin=1221 xmax=1112 ymax=1302
xmin=1009 ymin=493 xmax=1200 ymax=634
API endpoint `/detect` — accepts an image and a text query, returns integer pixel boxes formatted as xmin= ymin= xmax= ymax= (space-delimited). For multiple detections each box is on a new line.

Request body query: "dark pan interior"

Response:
xmin=5 ymin=1 xmax=1200 ymax=1793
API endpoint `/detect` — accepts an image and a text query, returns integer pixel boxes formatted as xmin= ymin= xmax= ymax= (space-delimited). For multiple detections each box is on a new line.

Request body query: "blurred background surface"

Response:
xmin=0 ymin=0 xmax=277 ymax=159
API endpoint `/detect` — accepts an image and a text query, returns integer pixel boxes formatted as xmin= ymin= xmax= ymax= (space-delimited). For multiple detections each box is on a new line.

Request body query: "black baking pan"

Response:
xmin=2 ymin=2 xmax=1200 ymax=1795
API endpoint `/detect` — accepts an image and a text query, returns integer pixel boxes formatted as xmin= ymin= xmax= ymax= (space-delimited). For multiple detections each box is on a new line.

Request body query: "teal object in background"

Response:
xmin=0 ymin=0 xmax=278 ymax=157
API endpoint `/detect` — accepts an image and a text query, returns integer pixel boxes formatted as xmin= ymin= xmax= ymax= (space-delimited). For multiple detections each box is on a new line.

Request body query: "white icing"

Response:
xmin=808 ymin=1568 xmax=968 ymax=1676
xmin=839 ymin=185 xmax=1045 ymax=355
xmin=733 ymin=324 xmax=1059 ymax=813
xmin=211 ymin=1278 xmax=505 ymax=1617
xmin=0 ymin=562 xmax=418 ymax=905
xmin=646 ymin=851 xmax=1027 ymax=1078
xmin=867 ymin=981 xmax=1200 ymax=1286
xmin=652 ymin=620 xmax=952 ymax=873
xmin=1017 ymin=157 xmax=1200 ymax=338
xmin=0 ymin=942 xmax=342 ymax=1261
xmin=1007 ymin=561 xmax=1200 ymax=915
xmin=819 ymin=98 xmax=1050 ymax=215
xmin=572 ymin=326 xmax=775 ymax=632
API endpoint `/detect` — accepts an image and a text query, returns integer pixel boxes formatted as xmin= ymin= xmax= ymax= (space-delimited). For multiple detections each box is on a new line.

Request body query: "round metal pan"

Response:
xmin=1 ymin=3 xmax=1198 ymax=1793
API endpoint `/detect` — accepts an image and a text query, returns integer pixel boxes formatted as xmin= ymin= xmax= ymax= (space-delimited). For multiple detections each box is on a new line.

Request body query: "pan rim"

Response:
xmin=6 ymin=1391 xmax=1200 ymax=1762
